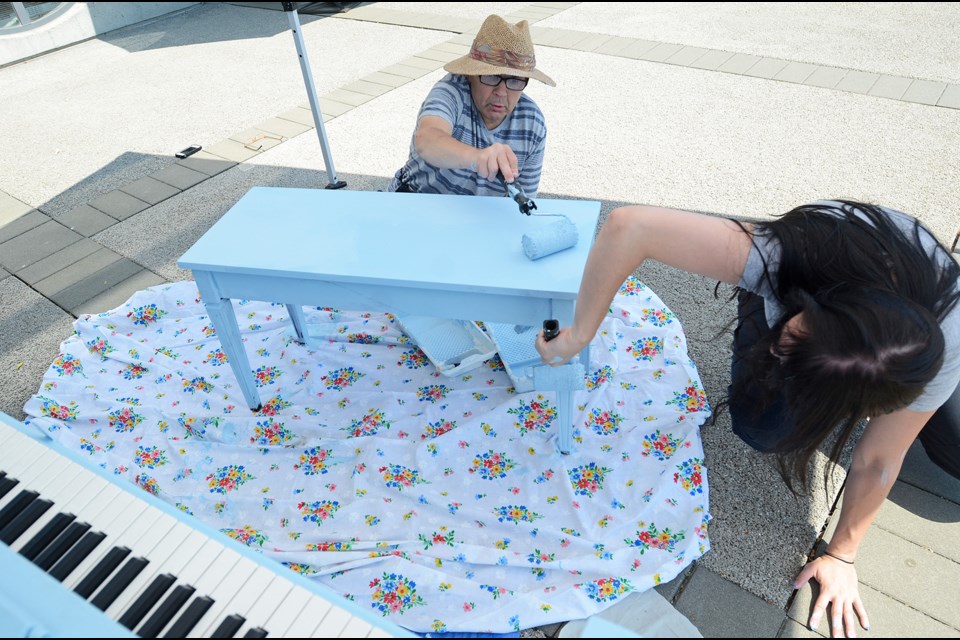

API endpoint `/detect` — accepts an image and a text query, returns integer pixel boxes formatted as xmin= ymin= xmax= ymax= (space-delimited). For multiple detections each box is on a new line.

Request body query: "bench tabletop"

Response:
xmin=178 ymin=187 xmax=602 ymax=299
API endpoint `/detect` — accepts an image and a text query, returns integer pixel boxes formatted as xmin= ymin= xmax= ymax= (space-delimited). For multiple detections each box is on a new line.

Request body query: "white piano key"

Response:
xmin=169 ymin=539 xmax=228 ymax=586
xmin=103 ymin=526 xmax=210 ymax=622
xmin=162 ymin=546 xmax=246 ymax=637
xmin=185 ymin=554 xmax=258 ymax=638
xmin=140 ymin=538 xmax=228 ymax=637
xmin=104 ymin=513 xmax=180 ymax=620
xmin=8 ymin=450 xmax=82 ymax=497
xmin=0 ymin=420 xmax=22 ymax=447
xmin=191 ymin=563 xmax=276 ymax=638
xmin=60 ymin=491 xmax=146 ymax=588
xmin=32 ymin=481 xmax=120 ymax=548
xmin=74 ymin=505 xmax=167 ymax=597
xmin=22 ymin=463 xmax=88 ymax=503
xmin=9 ymin=467 xmax=100 ymax=552
xmin=339 ymin=615 xmax=374 ymax=638
xmin=6 ymin=460 xmax=79 ymax=547
xmin=16 ymin=473 xmax=117 ymax=550
xmin=172 ymin=543 xmax=234 ymax=603
xmin=0 ymin=425 xmax=43 ymax=464
xmin=281 ymin=595 xmax=333 ymax=637
xmin=262 ymin=584 xmax=317 ymax=636
xmin=121 ymin=526 xmax=214 ymax=633
xmin=0 ymin=427 xmax=56 ymax=471
xmin=282 ymin=593 xmax=352 ymax=638
xmin=232 ymin=575 xmax=295 ymax=637
xmin=0 ymin=429 xmax=118 ymax=527
xmin=58 ymin=471 xmax=116 ymax=507
xmin=103 ymin=500 xmax=161 ymax=545
xmin=0 ymin=444 xmax=61 ymax=510
xmin=33 ymin=481 xmax=124 ymax=562
xmin=0 ymin=425 xmax=93 ymax=492
xmin=311 ymin=598 xmax=356 ymax=637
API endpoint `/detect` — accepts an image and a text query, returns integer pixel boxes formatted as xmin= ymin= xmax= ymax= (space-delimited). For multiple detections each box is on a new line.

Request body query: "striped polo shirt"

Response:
xmin=388 ymin=74 xmax=547 ymax=198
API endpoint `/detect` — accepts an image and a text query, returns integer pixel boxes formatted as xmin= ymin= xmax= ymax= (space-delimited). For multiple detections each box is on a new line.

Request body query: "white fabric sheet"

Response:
xmin=24 ymin=277 xmax=711 ymax=634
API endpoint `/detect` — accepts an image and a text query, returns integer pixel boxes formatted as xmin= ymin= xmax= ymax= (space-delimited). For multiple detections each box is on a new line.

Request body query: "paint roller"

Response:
xmin=498 ymin=173 xmax=579 ymax=260
xmin=521 ymin=216 xmax=579 ymax=260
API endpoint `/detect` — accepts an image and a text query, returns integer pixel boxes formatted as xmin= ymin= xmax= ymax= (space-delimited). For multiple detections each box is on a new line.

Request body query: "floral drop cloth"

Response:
xmin=24 ymin=276 xmax=711 ymax=634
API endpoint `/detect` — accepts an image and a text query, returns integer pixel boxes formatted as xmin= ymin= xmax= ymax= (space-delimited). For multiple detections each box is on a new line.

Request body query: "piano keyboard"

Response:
xmin=0 ymin=412 xmax=415 ymax=638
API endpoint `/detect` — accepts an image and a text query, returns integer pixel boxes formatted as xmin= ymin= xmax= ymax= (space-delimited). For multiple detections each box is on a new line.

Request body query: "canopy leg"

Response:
xmin=282 ymin=2 xmax=347 ymax=189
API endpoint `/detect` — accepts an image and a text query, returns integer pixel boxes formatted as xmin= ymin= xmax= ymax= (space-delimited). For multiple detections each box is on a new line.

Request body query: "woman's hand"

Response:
xmin=794 ymin=555 xmax=870 ymax=638
xmin=535 ymin=326 xmax=583 ymax=366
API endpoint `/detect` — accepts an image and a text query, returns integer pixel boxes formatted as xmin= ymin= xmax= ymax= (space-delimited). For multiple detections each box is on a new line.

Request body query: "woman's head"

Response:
xmin=745 ymin=286 xmax=946 ymax=491
xmin=780 ymin=286 xmax=942 ymax=417
xmin=737 ymin=200 xmax=960 ymax=491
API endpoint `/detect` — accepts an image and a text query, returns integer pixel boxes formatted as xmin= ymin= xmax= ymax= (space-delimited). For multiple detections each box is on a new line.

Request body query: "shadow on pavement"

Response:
xmin=95 ymin=2 xmax=347 ymax=54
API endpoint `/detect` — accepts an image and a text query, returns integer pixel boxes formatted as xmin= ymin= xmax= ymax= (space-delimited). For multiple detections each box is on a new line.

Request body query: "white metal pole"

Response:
xmin=282 ymin=2 xmax=346 ymax=189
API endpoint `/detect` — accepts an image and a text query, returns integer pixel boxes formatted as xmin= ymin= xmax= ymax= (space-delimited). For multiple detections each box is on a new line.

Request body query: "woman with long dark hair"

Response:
xmin=536 ymin=200 xmax=960 ymax=637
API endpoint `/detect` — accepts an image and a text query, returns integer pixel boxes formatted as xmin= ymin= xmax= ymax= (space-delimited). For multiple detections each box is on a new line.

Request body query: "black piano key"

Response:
xmin=33 ymin=520 xmax=90 ymax=570
xmin=49 ymin=530 xmax=107 ymax=582
xmin=137 ymin=584 xmax=196 ymax=638
xmin=71 ymin=544 xmax=130 ymax=598
xmin=0 ymin=474 xmax=17 ymax=499
xmin=117 ymin=573 xmax=177 ymax=630
xmin=90 ymin=555 xmax=148 ymax=611
xmin=19 ymin=512 xmax=76 ymax=561
xmin=0 ymin=489 xmax=39 ymax=530
xmin=243 ymin=628 xmax=269 ymax=638
xmin=164 ymin=595 xmax=215 ymax=637
xmin=0 ymin=497 xmax=52 ymax=544
xmin=210 ymin=613 xmax=246 ymax=638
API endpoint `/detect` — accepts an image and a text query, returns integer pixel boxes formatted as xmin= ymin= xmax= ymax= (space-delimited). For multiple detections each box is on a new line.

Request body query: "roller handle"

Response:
xmin=497 ymin=172 xmax=537 ymax=215
xmin=543 ymin=319 xmax=560 ymax=342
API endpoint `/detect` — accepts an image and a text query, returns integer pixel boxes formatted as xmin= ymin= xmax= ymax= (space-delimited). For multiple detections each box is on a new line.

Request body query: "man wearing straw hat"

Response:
xmin=388 ymin=14 xmax=555 ymax=198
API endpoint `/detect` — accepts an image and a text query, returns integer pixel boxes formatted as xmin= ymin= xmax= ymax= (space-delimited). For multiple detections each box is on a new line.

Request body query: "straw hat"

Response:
xmin=444 ymin=15 xmax=556 ymax=87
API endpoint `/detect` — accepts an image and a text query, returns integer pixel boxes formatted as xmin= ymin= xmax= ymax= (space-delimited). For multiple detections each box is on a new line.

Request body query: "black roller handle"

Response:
xmin=543 ymin=319 xmax=560 ymax=342
xmin=497 ymin=172 xmax=537 ymax=215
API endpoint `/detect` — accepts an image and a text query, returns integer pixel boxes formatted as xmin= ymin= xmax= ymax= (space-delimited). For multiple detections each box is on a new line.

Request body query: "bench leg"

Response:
xmin=286 ymin=304 xmax=308 ymax=344
xmin=202 ymin=294 xmax=262 ymax=411
xmin=533 ymin=363 xmax=585 ymax=455
xmin=557 ymin=390 xmax=573 ymax=455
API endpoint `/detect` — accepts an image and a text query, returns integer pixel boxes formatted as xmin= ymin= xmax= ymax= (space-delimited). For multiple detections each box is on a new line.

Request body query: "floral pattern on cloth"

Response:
xmin=24 ymin=277 xmax=711 ymax=634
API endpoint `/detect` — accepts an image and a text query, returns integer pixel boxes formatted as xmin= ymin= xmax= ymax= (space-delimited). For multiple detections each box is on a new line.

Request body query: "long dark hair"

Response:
xmin=733 ymin=200 xmax=960 ymax=492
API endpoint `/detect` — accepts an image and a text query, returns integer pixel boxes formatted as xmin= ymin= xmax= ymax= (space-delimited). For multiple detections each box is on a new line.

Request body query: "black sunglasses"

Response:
xmin=477 ymin=75 xmax=529 ymax=91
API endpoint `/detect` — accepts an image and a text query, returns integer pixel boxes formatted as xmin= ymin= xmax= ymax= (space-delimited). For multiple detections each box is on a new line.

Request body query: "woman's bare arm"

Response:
xmin=796 ymin=407 xmax=933 ymax=637
xmin=537 ymin=204 xmax=752 ymax=363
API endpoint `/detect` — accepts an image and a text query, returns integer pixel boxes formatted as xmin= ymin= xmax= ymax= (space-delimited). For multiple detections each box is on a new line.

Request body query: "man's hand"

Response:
xmin=794 ymin=556 xmax=870 ymax=638
xmin=473 ymin=143 xmax=519 ymax=182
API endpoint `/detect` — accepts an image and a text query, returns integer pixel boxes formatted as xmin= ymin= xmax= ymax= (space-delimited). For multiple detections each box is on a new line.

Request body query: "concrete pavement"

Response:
xmin=1 ymin=2 xmax=958 ymax=636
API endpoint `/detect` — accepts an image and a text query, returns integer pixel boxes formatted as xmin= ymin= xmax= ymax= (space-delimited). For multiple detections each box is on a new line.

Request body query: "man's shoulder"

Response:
xmin=431 ymin=73 xmax=469 ymax=94
xmin=421 ymin=75 xmax=469 ymax=119
xmin=424 ymin=74 xmax=469 ymax=105
xmin=511 ymin=94 xmax=547 ymax=130
xmin=517 ymin=92 xmax=542 ymax=110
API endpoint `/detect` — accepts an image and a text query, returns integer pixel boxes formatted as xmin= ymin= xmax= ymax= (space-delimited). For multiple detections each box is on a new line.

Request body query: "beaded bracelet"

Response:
xmin=823 ymin=550 xmax=855 ymax=565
